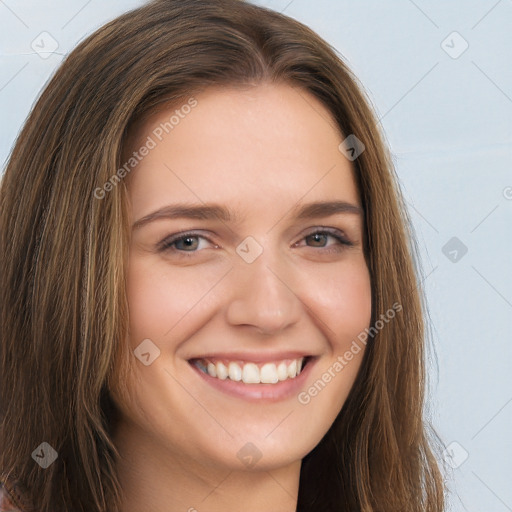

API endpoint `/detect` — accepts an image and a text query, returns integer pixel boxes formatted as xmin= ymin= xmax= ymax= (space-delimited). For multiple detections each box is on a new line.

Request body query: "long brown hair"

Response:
xmin=0 ymin=0 xmax=446 ymax=510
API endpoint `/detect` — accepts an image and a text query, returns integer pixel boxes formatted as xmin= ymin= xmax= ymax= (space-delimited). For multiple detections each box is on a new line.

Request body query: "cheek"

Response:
xmin=305 ymin=258 xmax=372 ymax=347
xmin=125 ymin=257 xmax=222 ymax=343
xmin=126 ymin=260 xmax=175 ymax=342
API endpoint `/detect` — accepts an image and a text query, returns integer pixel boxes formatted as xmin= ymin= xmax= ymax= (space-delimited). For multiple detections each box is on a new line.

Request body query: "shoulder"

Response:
xmin=0 ymin=483 xmax=25 ymax=512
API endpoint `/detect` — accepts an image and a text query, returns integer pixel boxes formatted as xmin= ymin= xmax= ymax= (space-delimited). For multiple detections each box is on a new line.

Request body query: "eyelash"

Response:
xmin=157 ymin=228 xmax=354 ymax=257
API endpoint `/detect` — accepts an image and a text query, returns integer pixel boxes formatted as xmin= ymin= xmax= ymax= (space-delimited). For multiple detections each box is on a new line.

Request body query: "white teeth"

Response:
xmin=277 ymin=362 xmax=288 ymax=381
xmin=242 ymin=363 xmax=260 ymax=384
xmin=228 ymin=361 xmax=242 ymax=381
xmin=207 ymin=363 xmax=217 ymax=378
xmin=287 ymin=359 xmax=297 ymax=378
xmin=216 ymin=362 xmax=228 ymax=380
xmin=195 ymin=357 xmax=306 ymax=384
xmin=260 ymin=363 xmax=279 ymax=384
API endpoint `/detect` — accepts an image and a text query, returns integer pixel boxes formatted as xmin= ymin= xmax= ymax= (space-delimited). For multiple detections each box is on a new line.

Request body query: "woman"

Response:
xmin=0 ymin=0 xmax=446 ymax=510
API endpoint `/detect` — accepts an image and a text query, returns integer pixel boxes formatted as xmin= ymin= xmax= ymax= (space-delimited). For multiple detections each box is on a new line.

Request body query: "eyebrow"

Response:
xmin=132 ymin=200 xmax=363 ymax=230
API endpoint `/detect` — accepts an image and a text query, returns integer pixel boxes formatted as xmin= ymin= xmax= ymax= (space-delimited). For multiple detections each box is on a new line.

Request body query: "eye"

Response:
xmin=157 ymin=228 xmax=354 ymax=258
xmin=298 ymin=228 xmax=354 ymax=252
xmin=158 ymin=231 xmax=216 ymax=255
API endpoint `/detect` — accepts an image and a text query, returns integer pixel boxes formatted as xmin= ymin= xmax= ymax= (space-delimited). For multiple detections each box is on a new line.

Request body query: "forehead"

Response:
xmin=125 ymin=83 xmax=360 ymax=220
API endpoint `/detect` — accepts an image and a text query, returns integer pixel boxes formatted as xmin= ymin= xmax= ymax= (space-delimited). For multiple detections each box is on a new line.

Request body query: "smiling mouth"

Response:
xmin=189 ymin=356 xmax=313 ymax=385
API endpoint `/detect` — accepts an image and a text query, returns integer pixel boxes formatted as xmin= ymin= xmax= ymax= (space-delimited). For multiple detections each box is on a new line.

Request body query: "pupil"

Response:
xmin=178 ymin=236 xmax=197 ymax=250
xmin=310 ymin=233 xmax=326 ymax=246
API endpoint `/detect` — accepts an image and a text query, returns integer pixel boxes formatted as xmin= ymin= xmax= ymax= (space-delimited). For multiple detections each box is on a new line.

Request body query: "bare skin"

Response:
xmin=109 ymin=82 xmax=372 ymax=512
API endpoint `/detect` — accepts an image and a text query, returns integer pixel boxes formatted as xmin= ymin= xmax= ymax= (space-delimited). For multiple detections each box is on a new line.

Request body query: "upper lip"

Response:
xmin=187 ymin=351 xmax=315 ymax=364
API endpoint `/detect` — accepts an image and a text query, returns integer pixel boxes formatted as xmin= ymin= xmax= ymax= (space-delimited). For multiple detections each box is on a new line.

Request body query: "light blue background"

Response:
xmin=1 ymin=1 xmax=511 ymax=510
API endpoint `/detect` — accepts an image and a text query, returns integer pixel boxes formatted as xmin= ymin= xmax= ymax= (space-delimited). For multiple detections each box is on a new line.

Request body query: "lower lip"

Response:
xmin=189 ymin=358 xmax=316 ymax=402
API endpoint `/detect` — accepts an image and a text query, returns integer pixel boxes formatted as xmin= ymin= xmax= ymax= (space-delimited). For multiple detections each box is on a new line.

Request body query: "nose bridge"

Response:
xmin=225 ymin=241 xmax=301 ymax=334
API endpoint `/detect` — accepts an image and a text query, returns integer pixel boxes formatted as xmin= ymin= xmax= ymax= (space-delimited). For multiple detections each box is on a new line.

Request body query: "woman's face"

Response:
xmin=112 ymin=83 xmax=371 ymax=473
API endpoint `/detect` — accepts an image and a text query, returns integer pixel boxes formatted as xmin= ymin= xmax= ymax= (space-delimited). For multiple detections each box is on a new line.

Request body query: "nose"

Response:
xmin=225 ymin=251 xmax=302 ymax=336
